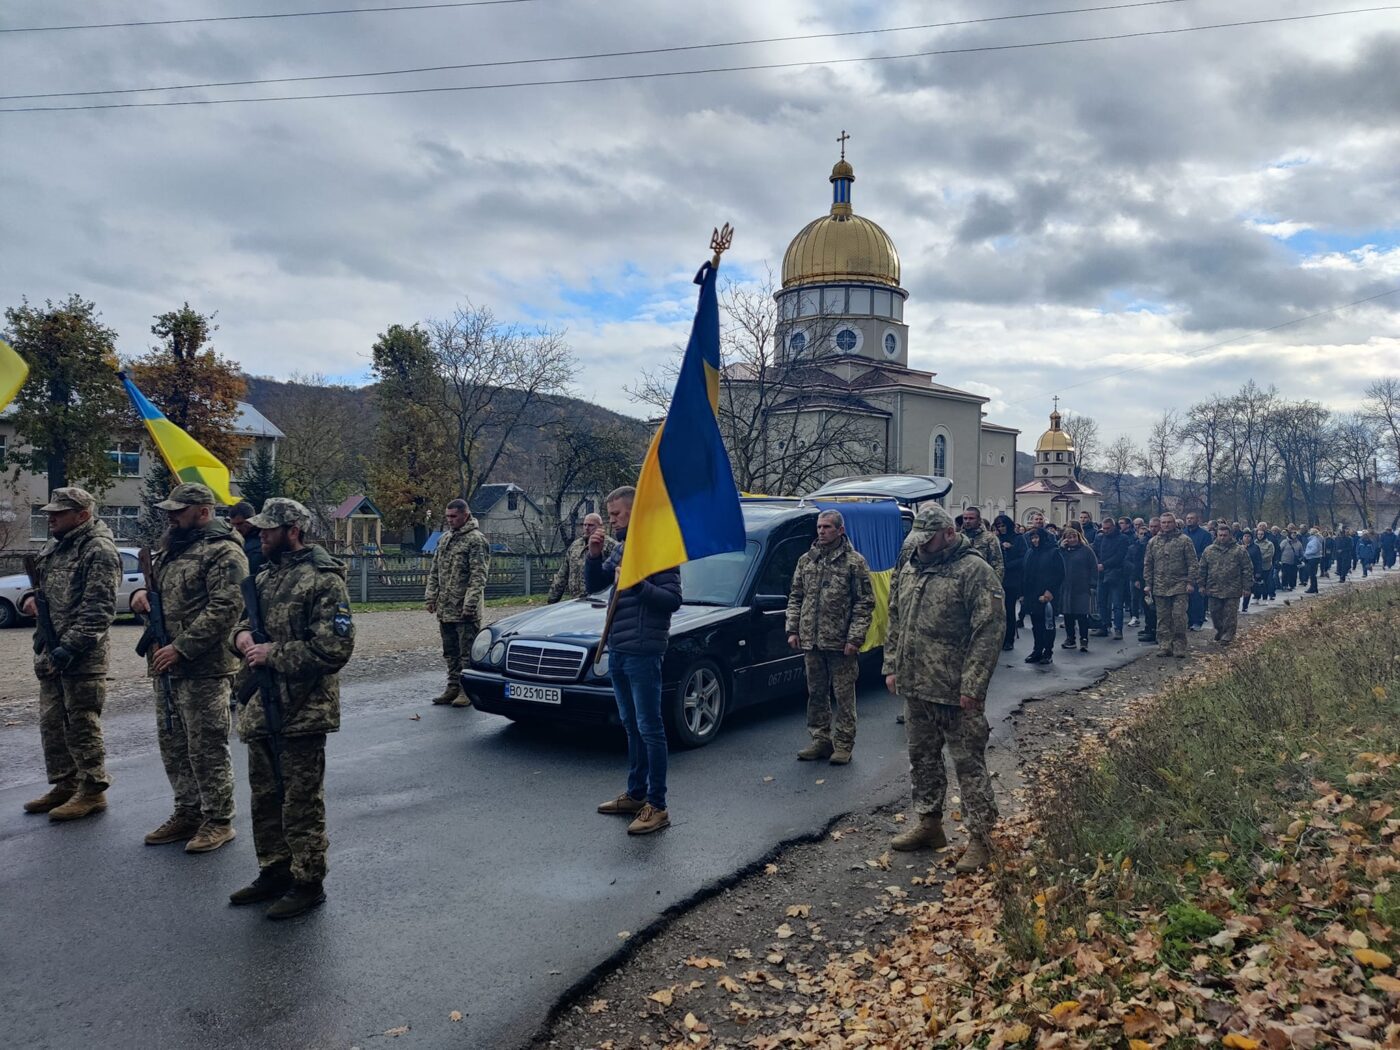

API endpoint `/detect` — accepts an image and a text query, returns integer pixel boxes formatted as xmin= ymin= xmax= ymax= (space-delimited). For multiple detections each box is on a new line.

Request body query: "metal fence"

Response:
xmin=344 ymin=553 xmax=565 ymax=604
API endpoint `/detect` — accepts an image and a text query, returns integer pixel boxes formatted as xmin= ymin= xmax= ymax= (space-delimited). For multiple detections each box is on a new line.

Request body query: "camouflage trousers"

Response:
xmin=248 ymin=734 xmax=329 ymax=883
xmin=155 ymin=676 xmax=235 ymax=824
xmin=904 ymin=699 xmax=998 ymax=838
xmin=1208 ymin=597 xmax=1240 ymax=644
xmin=439 ymin=619 xmax=481 ymax=689
xmin=1155 ymin=593 xmax=1190 ymax=656
xmin=38 ymin=675 xmax=109 ymax=791
xmin=804 ymin=650 xmax=859 ymax=751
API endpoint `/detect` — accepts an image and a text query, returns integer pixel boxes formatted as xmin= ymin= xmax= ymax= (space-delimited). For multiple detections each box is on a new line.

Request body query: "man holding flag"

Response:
xmin=587 ymin=232 xmax=746 ymax=835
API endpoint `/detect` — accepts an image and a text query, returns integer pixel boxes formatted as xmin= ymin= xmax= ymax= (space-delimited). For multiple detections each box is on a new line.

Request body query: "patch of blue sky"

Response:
xmin=1287 ymin=228 xmax=1399 ymax=258
xmin=1102 ymin=289 xmax=1170 ymax=314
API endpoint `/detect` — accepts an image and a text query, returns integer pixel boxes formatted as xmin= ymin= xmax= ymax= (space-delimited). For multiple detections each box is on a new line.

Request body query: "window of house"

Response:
xmin=107 ymin=440 xmax=141 ymax=477
xmin=30 ymin=505 xmax=48 ymax=541
xmin=99 ymin=506 xmax=141 ymax=541
xmin=848 ymin=288 xmax=871 ymax=314
xmin=778 ymin=295 xmax=796 ymax=321
xmin=932 ymin=433 xmax=948 ymax=474
xmin=1055 ymin=452 xmax=1063 ymax=462
xmin=507 ymin=490 xmax=519 ymax=511
xmin=584 ymin=499 xmax=595 ymax=514
xmin=835 ymin=328 xmax=858 ymax=352
xmin=891 ymin=295 xmax=904 ymax=321
xmin=873 ymin=290 xmax=892 ymax=317
xmin=821 ymin=288 xmax=846 ymax=314
xmin=797 ymin=291 xmax=819 ymax=317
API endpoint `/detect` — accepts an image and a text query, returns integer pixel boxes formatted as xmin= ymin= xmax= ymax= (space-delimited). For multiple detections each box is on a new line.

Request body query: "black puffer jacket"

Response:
xmin=993 ymin=515 xmax=1025 ymax=593
xmin=1057 ymin=540 xmax=1099 ymax=616
xmin=584 ymin=529 xmax=683 ymax=655
xmin=1093 ymin=523 xmax=1130 ymax=583
xmin=1021 ymin=529 xmax=1065 ymax=609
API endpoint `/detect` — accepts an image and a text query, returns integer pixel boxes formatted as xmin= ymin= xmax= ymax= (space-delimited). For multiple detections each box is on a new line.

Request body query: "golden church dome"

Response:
xmin=1036 ymin=409 xmax=1075 ymax=453
xmin=780 ymin=158 xmax=901 ymax=290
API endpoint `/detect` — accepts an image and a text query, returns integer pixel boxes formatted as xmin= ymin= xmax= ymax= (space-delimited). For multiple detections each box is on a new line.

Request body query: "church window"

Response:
xmin=1055 ymin=452 xmax=1063 ymax=462
xmin=848 ymin=288 xmax=871 ymax=314
xmin=933 ymin=434 xmax=948 ymax=474
xmin=873 ymin=289 xmax=892 ymax=317
xmin=789 ymin=332 xmax=807 ymax=356
xmin=778 ymin=295 xmax=796 ymax=321
xmin=883 ymin=332 xmax=899 ymax=357
xmin=1041 ymin=467 xmax=1049 ymax=476
xmin=891 ymin=295 xmax=904 ymax=321
xmin=822 ymin=288 xmax=846 ymax=313
xmin=835 ymin=328 xmax=858 ymax=352
xmin=798 ymin=291 xmax=819 ymax=317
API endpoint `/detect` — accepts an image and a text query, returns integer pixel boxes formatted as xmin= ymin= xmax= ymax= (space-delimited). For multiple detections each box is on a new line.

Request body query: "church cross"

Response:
xmin=837 ymin=129 xmax=850 ymax=159
xmin=1052 ymin=395 xmax=1060 ymax=412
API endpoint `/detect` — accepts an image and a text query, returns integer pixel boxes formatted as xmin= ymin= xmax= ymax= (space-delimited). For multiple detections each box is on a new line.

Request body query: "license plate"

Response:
xmin=505 ymin=682 xmax=562 ymax=705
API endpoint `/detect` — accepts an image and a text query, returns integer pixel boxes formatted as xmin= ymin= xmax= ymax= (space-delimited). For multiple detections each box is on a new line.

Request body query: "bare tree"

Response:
xmin=1137 ymin=411 xmax=1180 ymax=514
xmin=1326 ymin=412 xmax=1383 ymax=526
xmin=425 ymin=304 xmax=575 ymax=499
xmin=1268 ymin=400 xmax=1330 ymax=526
xmin=1101 ymin=435 xmax=1139 ymax=515
xmin=1058 ymin=412 xmax=1100 ymax=480
xmin=276 ymin=372 xmax=367 ymax=538
xmin=1364 ymin=377 xmax=1400 ymax=484
xmin=536 ymin=417 xmax=644 ymax=548
xmin=1181 ymin=396 xmax=1229 ymax=518
xmin=1222 ymin=381 xmax=1278 ymax=524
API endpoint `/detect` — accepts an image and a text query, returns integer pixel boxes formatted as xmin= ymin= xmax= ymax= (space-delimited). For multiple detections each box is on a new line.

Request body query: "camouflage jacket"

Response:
xmin=29 ymin=519 xmax=121 ymax=679
xmin=1143 ymin=531 xmax=1200 ymax=596
xmin=231 ymin=545 xmax=354 ymax=740
xmin=962 ymin=526 xmax=1005 ymax=582
xmin=882 ymin=535 xmax=1004 ymax=706
xmin=425 ymin=521 xmax=490 ymax=623
xmin=1198 ymin=538 xmax=1253 ymax=598
xmin=784 ymin=537 xmax=876 ymax=651
xmin=144 ymin=520 xmax=249 ymax=678
xmin=547 ymin=534 xmax=618 ymax=603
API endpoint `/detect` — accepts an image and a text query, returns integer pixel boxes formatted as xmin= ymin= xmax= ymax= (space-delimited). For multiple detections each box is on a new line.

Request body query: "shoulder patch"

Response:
xmin=333 ymin=601 xmax=353 ymax=637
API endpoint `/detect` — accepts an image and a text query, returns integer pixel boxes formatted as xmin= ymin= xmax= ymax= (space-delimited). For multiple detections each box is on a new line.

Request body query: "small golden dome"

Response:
xmin=1036 ymin=410 xmax=1075 ymax=453
xmin=830 ymin=159 xmax=854 ymax=180
xmin=781 ymin=213 xmax=901 ymax=289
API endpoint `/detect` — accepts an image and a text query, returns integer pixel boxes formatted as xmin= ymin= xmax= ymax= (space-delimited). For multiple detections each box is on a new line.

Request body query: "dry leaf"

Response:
xmin=448 ymin=1010 xmax=463 ymax=1022
xmin=1354 ymin=947 xmax=1393 ymax=968
xmin=762 ymin=776 xmax=774 ymax=783
xmin=1049 ymin=1000 xmax=1080 ymax=1020
xmin=384 ymin=1027 xmax=410 ymax=1038
xmin=586 ymin=999 xmax=609 ymax=1014
xmin=1371 ymin=973 xmax=1400 ymax=994
xmin=409 ymin=713 xmax=422 ymax=721
xmin=648 ymin=988 xmax=674 ymax=1007
xmin=1128 ymin=1042 xmax=1153 ymax=1050
xmin=763 ymin=863 xmax=778 ymax=876
xmin=1001 ymin=1022 xmax=1032 ymax=1042
xmin=717 ymin=975 xmax=742 ymax=993
xmin=1222 ymin=1036 xmax=1260 ymax=1050
xmin=685 ymin=956 xmax=725 ymax=970
xmin=785 ymin=904 xmax=811 ymax=918
xmin=776 ymin=923 xmax=795 ymax=939
xmin=815 ymin=778 xmax=826 ymax=785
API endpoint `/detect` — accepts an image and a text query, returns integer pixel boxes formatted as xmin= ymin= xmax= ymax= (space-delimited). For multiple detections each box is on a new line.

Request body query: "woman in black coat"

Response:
xmin=994 ymin=513 xmax=1026 ymax=651
xmin=1057 ymin=525 xmax=1100 ymax=652
xmin=1021 ymin=527 xmax=1064 ymax=665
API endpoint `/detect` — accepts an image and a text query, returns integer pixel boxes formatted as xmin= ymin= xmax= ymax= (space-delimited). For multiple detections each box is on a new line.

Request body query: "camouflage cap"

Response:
xmin=156 ymin=482 xmax=217 ymax=510
xmin=247 ymin=497 xmax=311 ymax=531
xmin=40 ymin=486 xmax=97 ymax=513
xmin=907 ymin=504 xmax=956 ymax=545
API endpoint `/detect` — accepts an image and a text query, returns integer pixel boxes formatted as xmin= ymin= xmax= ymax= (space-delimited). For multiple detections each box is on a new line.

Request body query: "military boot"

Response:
xmin=431 ymin=683 xmax=461 ymax=705
xmin=229 ymin=861 xmax=293 ymax=906
xmin=955 ymin=836 xmax=993 ymax=872
xmin=891 ymin=815 xmax=947 ymax=852
xmin=266 ymin=880 xmax=326 ymax=920
xmin=450 ymin=693 xmax=473 ymax=709
xmin=797 ymin=740 xmax=834 ymax=761
xmin=23 ymin=783 xmax=75 ymax=815
xmin=185 ymin=822 xmax=237 ymax=854
xmin=48 ymin=789 xmax=107 ymax=822
xmin=828 ymin=749 xmax=852 ymax=766
xmin=145 ymin=811 xmax=202 ymax=845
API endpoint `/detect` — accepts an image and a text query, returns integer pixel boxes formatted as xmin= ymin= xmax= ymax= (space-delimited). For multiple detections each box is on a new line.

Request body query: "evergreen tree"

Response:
xmin=238 ymin=444 xmax=283 ymax=511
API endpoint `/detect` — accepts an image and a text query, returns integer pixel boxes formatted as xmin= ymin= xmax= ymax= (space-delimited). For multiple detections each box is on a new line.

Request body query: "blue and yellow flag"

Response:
xmin=118 ymin=372 xmax=237 ymax=505
xmin=617 ymin=260 xmax=745 ymax=590
xmin=0 ymin=339 xmax=28 ymax=412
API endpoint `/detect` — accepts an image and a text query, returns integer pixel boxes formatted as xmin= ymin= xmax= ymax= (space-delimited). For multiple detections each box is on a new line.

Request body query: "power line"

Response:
xmin=1 ymin=0 xmax=1203 ymax=101
xmin=2 ymin=5 xmax=1395 ymax=113
xmin=1020 ymin=286 xmax=1400 ymax=406
xmin=1 ymin=0 xmax=546 ymax=34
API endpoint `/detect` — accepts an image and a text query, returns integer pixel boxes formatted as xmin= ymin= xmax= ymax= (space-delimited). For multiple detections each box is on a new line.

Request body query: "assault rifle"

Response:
xmin=134 ymin=547 xmax=176 ymax=733
xmin=238 ymin=574 xmax=285 ymax=799
xmin=24 ymin=554 xmax=68 ymax=724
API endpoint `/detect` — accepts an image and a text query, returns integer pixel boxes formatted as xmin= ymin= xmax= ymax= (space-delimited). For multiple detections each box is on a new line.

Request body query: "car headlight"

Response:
xmin=470 ymin=629 xmax=493 ymax=663
xmin=593 ymin=649 xmax=609 ymax=678
xmin=488 ymin=640 xmax=507 ymax=666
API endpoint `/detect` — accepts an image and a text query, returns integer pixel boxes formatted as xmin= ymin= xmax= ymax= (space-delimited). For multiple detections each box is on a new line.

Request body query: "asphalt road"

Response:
xmin=0 ymin=587 xmax=1334 ymax=1050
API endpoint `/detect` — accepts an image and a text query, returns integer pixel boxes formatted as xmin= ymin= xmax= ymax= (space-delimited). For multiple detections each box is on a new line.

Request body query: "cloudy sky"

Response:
xmin=4 ymin=0 xmax=1398 ymax=450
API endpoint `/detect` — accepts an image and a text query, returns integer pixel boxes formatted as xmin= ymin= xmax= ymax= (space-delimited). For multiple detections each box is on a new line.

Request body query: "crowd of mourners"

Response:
xmin=980 ymin=508 xmax=1398 ymax=663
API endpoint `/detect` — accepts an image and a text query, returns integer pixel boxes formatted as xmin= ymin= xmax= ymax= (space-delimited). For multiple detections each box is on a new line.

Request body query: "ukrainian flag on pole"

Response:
xmin=118 ymin=371 xmax=237 ymax=505
xmin=616 ymin=256 xmax=745 ymax=590
xmin=0 ymin=339 xmax=28 ymax=412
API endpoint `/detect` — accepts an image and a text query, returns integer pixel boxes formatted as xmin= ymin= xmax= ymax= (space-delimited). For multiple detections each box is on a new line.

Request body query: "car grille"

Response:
xmin=505 ymin=641 xmax=587 ymax=682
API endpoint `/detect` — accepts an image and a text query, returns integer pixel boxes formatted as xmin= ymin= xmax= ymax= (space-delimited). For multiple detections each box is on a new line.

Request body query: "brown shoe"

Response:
xmin=431 ymin=686 xmax=461 ymax=706
xmin=23 ymin=783 xmax=75 ymax=815
xmin=597 ymin=792 xmax=646 ymax=815
xmin=185 ymin=822 xmax=237 ymax=854
xmin=627 ymin=803 xmax=670 ymax=835
xmin=48 ymin=790 xmax=107 ymax=823
xmin=450 ymin=694 xmax=473 ymax=708
xmin=955 ymin=837 xmax=992 ymax=872
xmin=828 ymin=749 xmax=852 ymax=765
xmin=797 ymin=740 xmax=834 ymax=761
xmin=891 ymin=815 xmax=946 ymax=852
xmin=145 ymin=812 xmax=203 ymax=845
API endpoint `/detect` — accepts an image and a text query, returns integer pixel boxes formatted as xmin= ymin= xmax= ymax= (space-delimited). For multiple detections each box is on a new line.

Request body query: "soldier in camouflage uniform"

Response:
xmin=547 ymin=512 xmax=617 ymax=604
xmin=883 ymin=505 xmax=1004 ymax=871
xmin=229 ymin=498 xmax=355 ymax=921
xmin=424 ymin=498 xmax=490 ymax=707
xmin=1143 ymin=511 xmax=1200 ymax=659
xmin=20 ymin=488 xmax=121 ymax=822
xmin=785 ymin=510 xmax=875 ymax=765
xmin=959 ymin=506 xmax=1004 ymax=582
xmin=131 ymin=483 xmax=248 ymax=853
xmin=1199 ymin=524 xmax=1253 ymax=645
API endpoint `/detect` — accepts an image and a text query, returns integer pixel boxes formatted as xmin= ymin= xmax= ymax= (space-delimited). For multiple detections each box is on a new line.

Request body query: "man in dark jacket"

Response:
xmin=1182 ymin=512 xmax=1211 ymax=630
xmin=1091 ymin=518 xmax=1130 ymax=640
xmin=1381 ymin=527 xmax=1397 ymax=570
xmin=1077 ymin=511 xmax=1098 ymax=544
xmin=230 ymin=502 xmax=265 ymax=578
xmin=586 ymin=485 xmax=682 ymax=835
xmin=993 ymin=514 xmax=1024 ymax=650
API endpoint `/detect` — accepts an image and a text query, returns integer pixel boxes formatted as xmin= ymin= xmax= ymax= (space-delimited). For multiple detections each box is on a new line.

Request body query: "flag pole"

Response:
xmin=592 ymin=224 xmax=734 ymax=671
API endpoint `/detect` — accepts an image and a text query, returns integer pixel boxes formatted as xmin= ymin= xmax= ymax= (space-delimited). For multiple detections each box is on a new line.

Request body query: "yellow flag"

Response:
xmin=0 ymin=339 xmax=28 ymax=412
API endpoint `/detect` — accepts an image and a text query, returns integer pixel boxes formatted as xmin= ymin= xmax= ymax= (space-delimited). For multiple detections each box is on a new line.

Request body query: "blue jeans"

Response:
xmin=1097 ymin=576 xmax=1127 ymax=632
xmin=610 ymin=652 xmax=668 ymax=810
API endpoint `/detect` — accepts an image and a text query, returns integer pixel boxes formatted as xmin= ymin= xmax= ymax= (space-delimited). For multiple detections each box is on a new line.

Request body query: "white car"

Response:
xmin=0 ymin=547 xmax=147 ymax=629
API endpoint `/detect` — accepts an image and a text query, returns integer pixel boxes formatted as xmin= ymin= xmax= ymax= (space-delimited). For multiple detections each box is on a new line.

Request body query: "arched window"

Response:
xmin=932 ymin=433 xmax=948 ymax=474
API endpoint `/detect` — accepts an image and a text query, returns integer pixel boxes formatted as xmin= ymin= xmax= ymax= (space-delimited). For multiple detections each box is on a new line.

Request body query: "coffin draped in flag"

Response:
xmin=616 ymin=260 xmax=745 ymax=591
xmin=119 ymin=372 xmax=237 ymax=505
xmin=0 ymin=339 xmax=28 ymax=412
